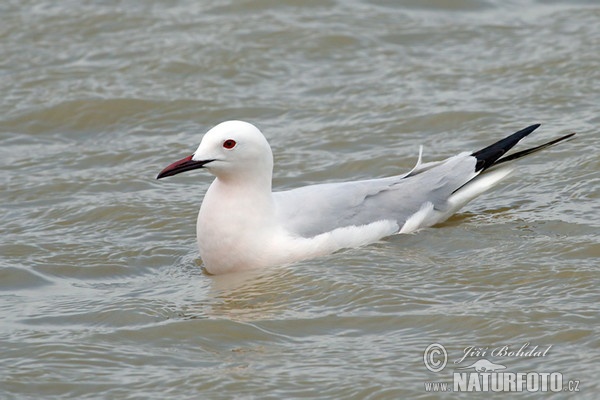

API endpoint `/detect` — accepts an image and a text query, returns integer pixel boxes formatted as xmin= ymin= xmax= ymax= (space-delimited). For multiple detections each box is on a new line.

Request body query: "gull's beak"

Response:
xmin=156 ymin=155 xmax=215 ymax=179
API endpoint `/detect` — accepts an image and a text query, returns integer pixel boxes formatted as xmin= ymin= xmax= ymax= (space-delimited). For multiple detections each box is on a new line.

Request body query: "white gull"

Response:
xmin=157 ymin=121 xmax=574 ymax=275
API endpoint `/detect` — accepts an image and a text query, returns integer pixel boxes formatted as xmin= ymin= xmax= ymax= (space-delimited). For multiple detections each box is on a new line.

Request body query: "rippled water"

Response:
xmin=1 ymin=0 xmax=599 ymax=398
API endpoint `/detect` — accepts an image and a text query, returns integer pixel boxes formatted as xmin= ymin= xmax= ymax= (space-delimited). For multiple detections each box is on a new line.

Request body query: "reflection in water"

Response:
xmin=191 ymin=264 xmax=301 ymax=321
xmin=1 ymin=0 xmax=598 ymax=398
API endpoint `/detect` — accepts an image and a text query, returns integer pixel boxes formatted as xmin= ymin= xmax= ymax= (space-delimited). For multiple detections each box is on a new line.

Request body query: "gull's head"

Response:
xmin=157 ymin=120 xmax=274 ymax=182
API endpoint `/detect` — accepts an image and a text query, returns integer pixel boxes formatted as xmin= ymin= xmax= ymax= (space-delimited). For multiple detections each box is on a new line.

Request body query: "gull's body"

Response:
xmin=157 ymin=121 xmax=573 ymax=275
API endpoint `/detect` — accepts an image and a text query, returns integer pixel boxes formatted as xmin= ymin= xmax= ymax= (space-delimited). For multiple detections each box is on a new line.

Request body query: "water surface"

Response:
xmin=1 ymin=0 xmax=599 ymax=398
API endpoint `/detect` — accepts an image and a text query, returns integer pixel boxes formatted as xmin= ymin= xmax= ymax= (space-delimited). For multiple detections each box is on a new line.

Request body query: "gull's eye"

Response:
xmin=223 ymin=139 xmax=237 ymax=149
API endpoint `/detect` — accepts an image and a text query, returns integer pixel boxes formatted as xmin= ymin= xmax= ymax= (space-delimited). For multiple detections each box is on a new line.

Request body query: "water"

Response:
xmin=1 ymin=0 xmax=599 ymax=398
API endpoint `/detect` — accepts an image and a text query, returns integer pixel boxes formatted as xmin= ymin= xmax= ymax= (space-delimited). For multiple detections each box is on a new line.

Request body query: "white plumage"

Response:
xmin=157 ymin=120 xmax=574 ymax=275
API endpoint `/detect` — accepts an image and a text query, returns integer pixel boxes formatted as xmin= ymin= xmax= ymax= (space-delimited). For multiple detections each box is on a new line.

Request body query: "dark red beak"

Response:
xmin=156 ymin=155 xmax=215 ymax=179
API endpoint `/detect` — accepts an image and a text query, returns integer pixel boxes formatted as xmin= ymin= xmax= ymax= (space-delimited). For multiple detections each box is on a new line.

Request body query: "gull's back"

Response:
xmin=274 ymin=151 xmax=479 ymax=238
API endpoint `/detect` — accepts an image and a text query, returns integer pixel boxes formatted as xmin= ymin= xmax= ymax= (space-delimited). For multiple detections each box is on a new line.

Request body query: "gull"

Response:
xmin=157 ymin=121 xmax=574 ymax=275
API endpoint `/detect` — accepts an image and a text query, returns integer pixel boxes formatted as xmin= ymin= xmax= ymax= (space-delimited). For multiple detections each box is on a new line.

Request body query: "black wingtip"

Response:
xmin=471 ymin=124 xmax=542 ymax=172
xmin=494 ymin=132 xmax=576 ymax=165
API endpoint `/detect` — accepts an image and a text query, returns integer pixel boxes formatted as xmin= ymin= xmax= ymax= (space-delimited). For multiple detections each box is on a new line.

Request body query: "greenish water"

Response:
xmin=1 ymin=0 xmax=598 ymax=398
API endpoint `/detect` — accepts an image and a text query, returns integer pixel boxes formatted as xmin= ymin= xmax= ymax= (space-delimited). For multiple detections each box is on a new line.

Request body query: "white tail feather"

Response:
xmin=444 ymin=166 xmax=514 ymax=219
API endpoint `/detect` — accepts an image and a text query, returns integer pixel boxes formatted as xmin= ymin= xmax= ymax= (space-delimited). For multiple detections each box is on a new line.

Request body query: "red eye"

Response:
xmin=223 ymin=139 xmax=236 ymax=149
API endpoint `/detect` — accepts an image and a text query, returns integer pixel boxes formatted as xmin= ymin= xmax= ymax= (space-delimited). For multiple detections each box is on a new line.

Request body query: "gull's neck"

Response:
xmin=211 ymin=168 xmax=272 ymax=195
xmin=197 ymin=172 xmax=277 ymax=274
xmin=198 ymin=168 xmax=277 ymax=236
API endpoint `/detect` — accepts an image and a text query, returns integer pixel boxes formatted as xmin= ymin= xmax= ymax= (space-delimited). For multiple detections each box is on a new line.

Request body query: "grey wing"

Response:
xmin=274 ymin=153 xmax=478 ymax=237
